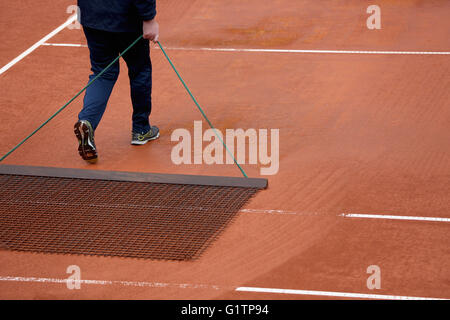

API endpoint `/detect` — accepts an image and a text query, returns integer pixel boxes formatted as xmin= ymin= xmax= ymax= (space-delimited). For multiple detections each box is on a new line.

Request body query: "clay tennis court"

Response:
xmin=0 ymin=0 xmax=449 ymax=300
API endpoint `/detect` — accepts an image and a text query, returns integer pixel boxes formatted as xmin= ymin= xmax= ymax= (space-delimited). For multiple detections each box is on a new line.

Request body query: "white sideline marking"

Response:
xmin=235 ymin=287 xmax=447 ymax=300
xmin=43 ymin=43 xmax=450 ymax=55
xmin=0 ymin=15 xmax=77 ymax=76
xmin=341 ymin=213 xmax=450 ymax=222
xmin=0 ymin=276 xmax=221 ymax=290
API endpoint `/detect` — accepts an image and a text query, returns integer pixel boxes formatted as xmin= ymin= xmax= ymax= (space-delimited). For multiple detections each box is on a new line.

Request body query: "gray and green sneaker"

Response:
xmin=74 ymin=120 xmax=98 ymax=163
xmin=131 ymin=126 xmax=160 ymax=145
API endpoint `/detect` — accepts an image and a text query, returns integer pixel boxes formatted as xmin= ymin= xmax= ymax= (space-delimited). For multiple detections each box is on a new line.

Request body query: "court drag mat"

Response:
xmin=0 ymin=165 xmax=267 ymax=260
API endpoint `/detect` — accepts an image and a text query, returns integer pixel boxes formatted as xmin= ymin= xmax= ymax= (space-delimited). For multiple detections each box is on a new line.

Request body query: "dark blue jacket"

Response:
xmin=77 ymin=0 xmax=156 ymax=33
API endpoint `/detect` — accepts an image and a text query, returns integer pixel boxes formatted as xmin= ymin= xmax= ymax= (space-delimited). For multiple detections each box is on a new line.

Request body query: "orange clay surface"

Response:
xmin=0 ymin=0 xmax=449 ymax=299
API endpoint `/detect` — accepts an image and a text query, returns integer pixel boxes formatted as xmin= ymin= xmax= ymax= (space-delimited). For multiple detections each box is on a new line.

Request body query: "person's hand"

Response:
xmin=143 ymin=19 xmax=159 ymax=43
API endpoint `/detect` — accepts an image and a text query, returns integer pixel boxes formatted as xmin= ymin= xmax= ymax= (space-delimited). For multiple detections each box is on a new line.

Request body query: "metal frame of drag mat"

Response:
xmin=0 ymin=165 xmax=268 ymax=189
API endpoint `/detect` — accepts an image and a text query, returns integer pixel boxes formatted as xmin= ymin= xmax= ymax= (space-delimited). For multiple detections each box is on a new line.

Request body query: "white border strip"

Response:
xmin=0 ymin=15 xmax=77 ymax=76
xmin=42 ymin=43 xmax=450 ymax=55
xmin=236 ymin=286 xmax=447 ymax=300
xmin=341 ymin=213 xmax=450 ymax=222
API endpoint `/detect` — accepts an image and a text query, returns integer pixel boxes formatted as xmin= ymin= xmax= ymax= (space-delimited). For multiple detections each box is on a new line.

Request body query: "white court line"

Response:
xmin=159 ymin=47 xmax=450 ymax=55
xmin=239 ymin=209 xmax=300 ymax=215
xmin=0 ymin=15 xmax=77 ymax=76
xmin=236 ymin=286 xmax=447 ymax=300
xmin=0 ymin=276 xmax=221 ymax=290
xmin=43 ymin=43 xmax=450 ymax=55
xmin=241 ymin=209 xmax=449 ymax=223
xmin=1 ymin=276 xmax=445 ymax=300
xmin=341 ymin=213 xmax=450 ymax=222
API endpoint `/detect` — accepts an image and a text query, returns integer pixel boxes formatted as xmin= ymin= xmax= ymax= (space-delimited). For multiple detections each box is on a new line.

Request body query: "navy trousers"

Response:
xmin=79 ymin=26 xmax=152 ymax=134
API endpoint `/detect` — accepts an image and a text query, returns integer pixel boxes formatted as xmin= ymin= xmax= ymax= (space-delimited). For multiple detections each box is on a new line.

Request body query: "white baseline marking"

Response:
xmin=341 ymin=213 xmax=450 ymax=222
xmin=0 ymin=15 xmax=77 ymax=76
xmin=42 ymin=43 xmax=450 ymax=55
xmin=1 ymin=276 xmax=446 ymax=300
xmin=236 ymin=287 xmax=447 ymax=300
xmin=0 ymin=276 xmax=221 ymax=290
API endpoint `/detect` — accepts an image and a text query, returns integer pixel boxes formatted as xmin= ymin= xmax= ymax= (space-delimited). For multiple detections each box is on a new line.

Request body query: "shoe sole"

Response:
xmin=74 ymin=122 xmax=98 ymax=163
xmin=131 ymin=132 xmax=160 ymax=145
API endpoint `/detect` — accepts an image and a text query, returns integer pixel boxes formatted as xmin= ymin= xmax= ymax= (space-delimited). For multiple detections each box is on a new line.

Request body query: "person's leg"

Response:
xmin=120 ymin=34 xmax=152 ymax=134
xmin=78 ymin=27 xmax=120 ymax=130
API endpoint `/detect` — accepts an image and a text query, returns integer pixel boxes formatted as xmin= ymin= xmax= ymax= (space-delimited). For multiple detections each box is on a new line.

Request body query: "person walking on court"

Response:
xmin=74 ymin=0 xmax=160 ymax=163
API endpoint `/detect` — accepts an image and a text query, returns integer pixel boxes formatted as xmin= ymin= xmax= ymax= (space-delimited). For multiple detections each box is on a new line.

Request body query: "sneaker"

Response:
xmin=131 ymin=126 xmax=160 ymax=145
xmin=74 ymin=120 xmax=98 ymax=163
